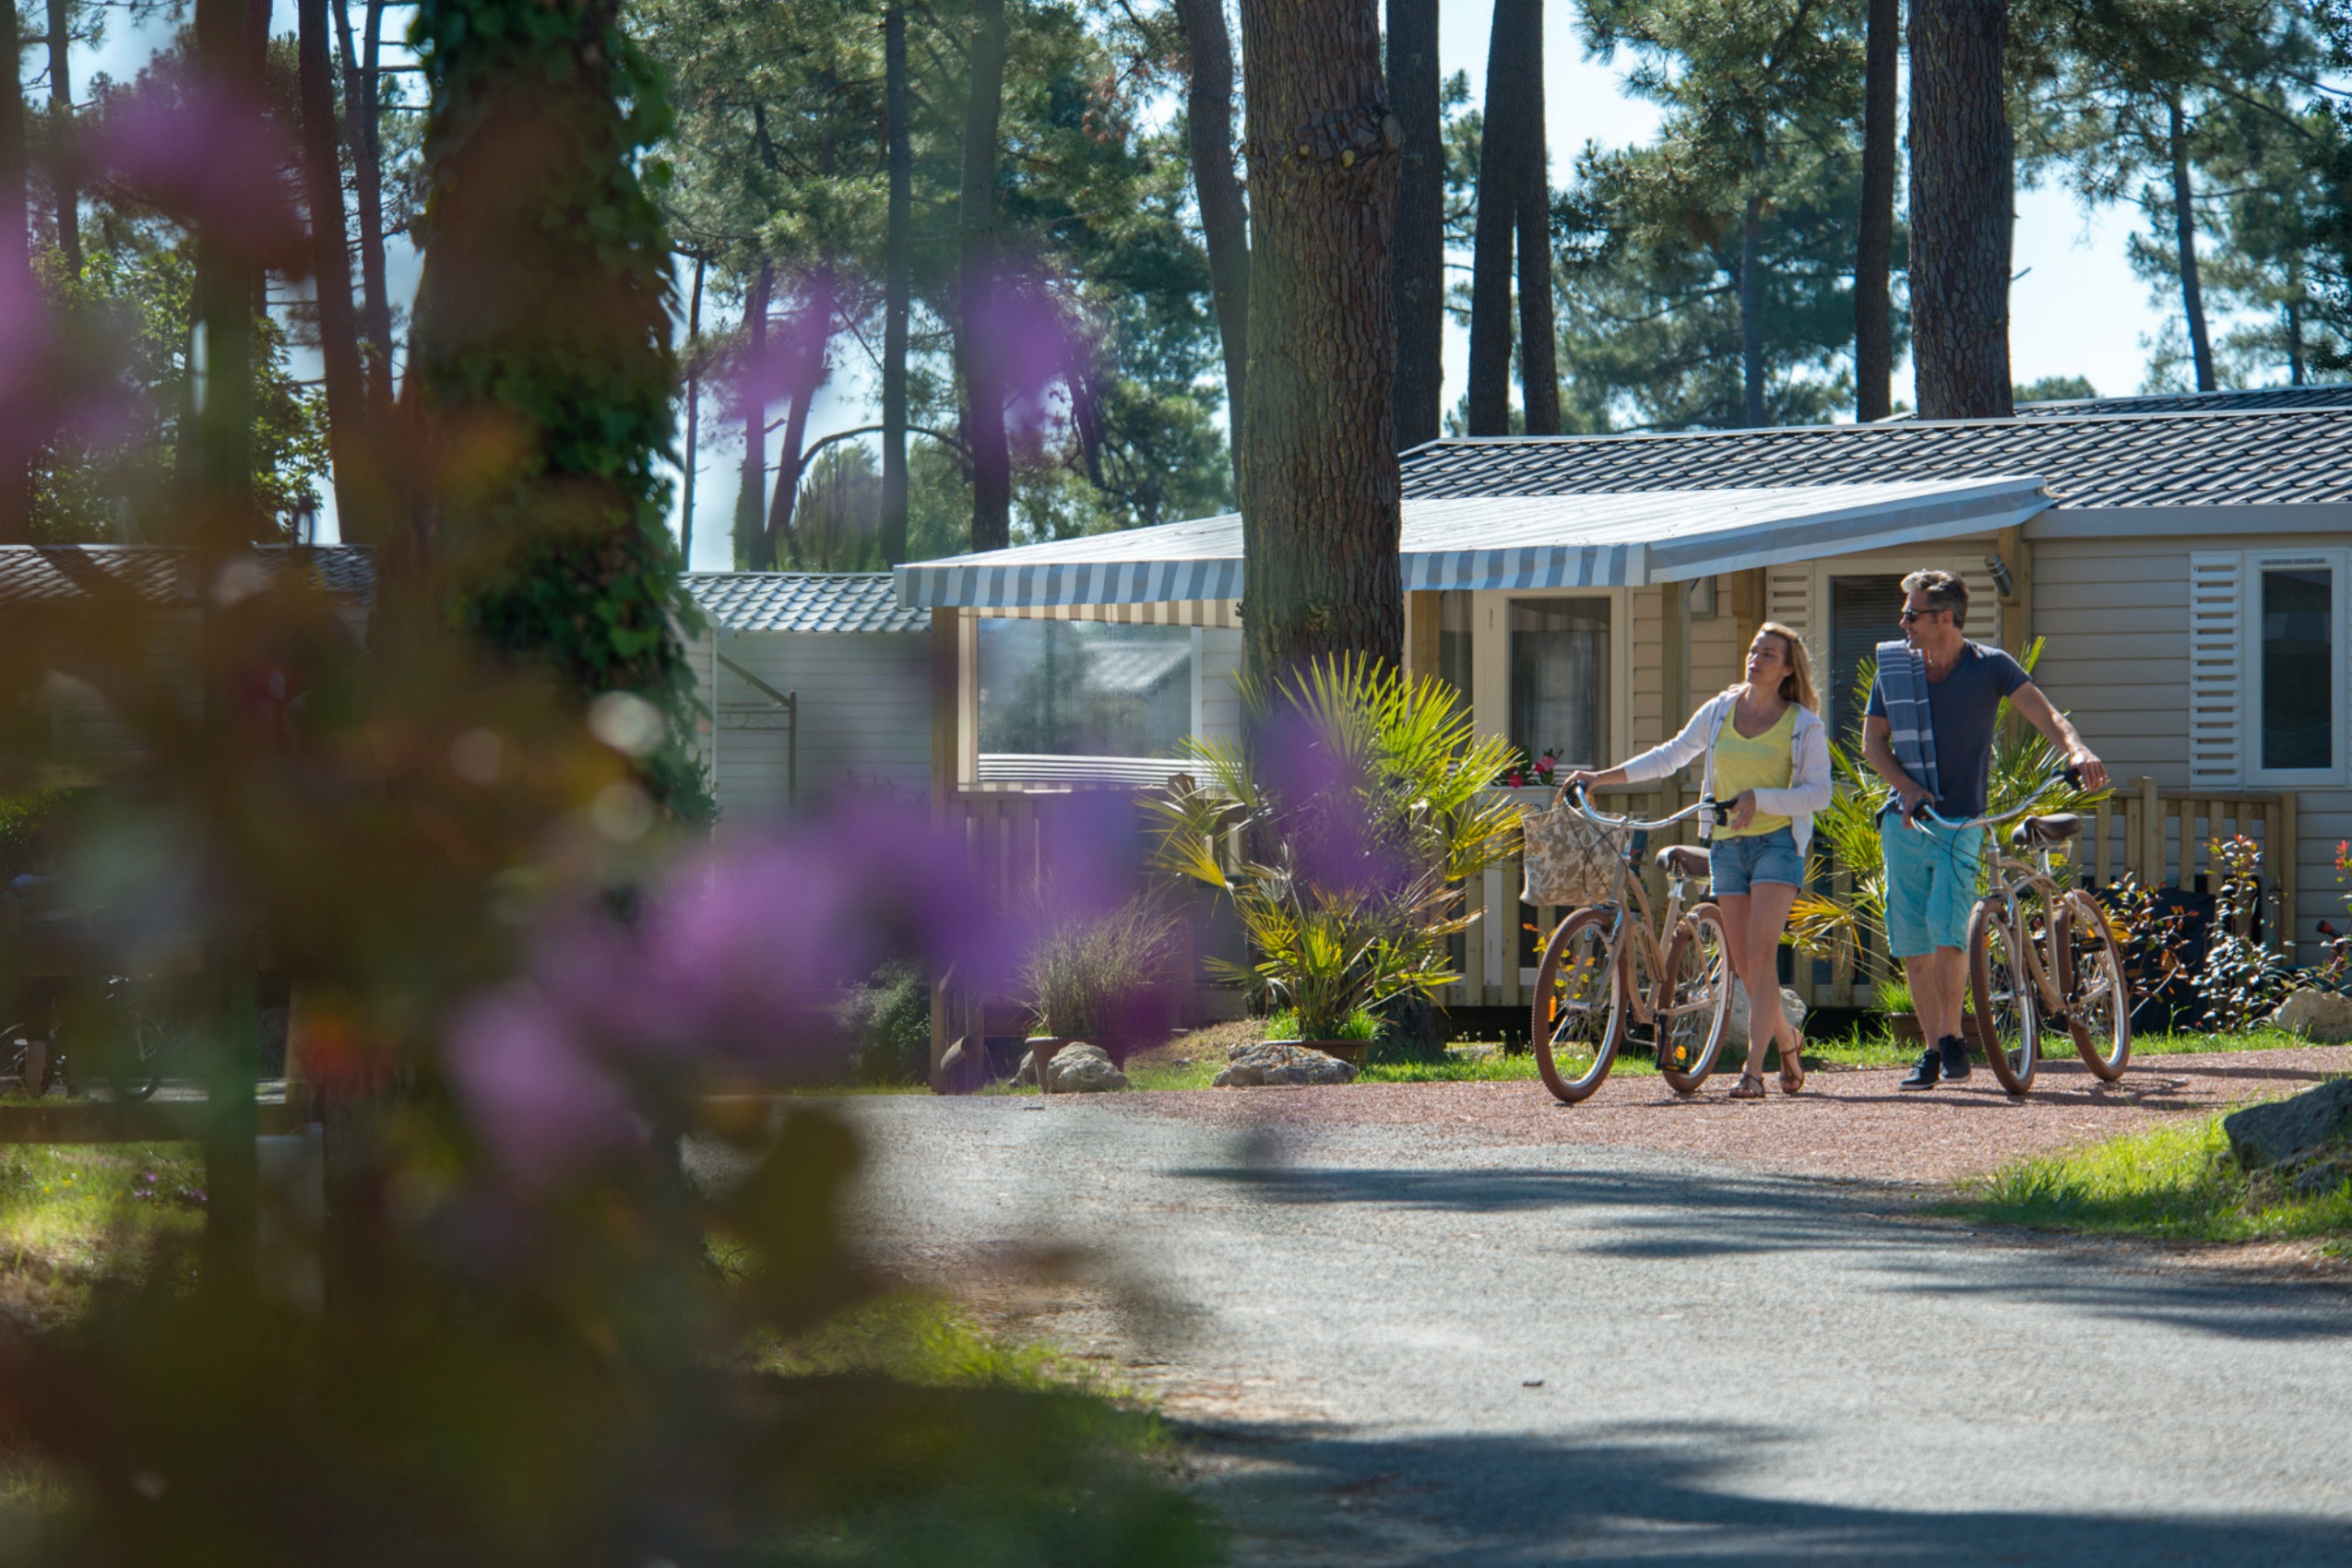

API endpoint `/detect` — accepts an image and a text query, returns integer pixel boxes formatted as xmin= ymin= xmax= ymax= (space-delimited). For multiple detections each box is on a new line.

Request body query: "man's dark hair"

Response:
xmin=1901 ymin=568 xmax=1968 ymax=630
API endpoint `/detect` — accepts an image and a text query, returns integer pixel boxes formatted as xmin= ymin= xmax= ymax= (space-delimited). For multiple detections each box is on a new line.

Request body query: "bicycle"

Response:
xmin=1911 ymin=766 xmax=2132 ymax=1095
xmin=1528 ymin=784 xmax=1734 ymax=1103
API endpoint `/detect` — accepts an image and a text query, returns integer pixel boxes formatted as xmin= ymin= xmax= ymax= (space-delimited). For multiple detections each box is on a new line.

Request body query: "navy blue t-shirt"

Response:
xmin=1866 ymin=642 xmax=2031 ymax=819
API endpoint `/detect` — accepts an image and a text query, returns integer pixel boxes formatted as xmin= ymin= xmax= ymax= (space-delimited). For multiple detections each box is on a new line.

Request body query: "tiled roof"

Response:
xmin=2014 ymin=386 xmax=2352 ymax=418
xmin=0 ymin=544 xmax=374 ymax=607
xmin=1399 ymin=407 xmax=2352 ymax=509
xmin=687 ymin=572 xmax=929 ymax=635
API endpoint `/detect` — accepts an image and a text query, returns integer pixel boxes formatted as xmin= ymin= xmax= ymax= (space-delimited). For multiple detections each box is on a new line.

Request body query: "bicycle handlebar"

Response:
xmin=1907 ymin=763 xmax=2082 ymax=834
xmin=1558 ymin=778 xmax=1716 ymax=834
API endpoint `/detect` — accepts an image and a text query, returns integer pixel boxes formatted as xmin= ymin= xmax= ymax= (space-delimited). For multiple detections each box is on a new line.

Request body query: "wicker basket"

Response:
xmin=1519 ymin=793 xmax=1632 ymax=908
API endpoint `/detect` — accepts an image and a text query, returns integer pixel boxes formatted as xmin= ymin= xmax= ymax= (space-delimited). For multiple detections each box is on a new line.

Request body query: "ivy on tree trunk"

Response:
xmin=408 ymin=0 xmax=707 ymax=819
xmin=1237 ymin=0 xmax=1403 ymax=684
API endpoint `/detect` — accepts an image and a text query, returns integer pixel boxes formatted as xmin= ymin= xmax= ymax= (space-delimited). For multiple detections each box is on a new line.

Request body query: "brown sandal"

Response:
xmin=1777 ymin=1037 xmax=1806 ymax=1096
xmin=1728 ymin=1068 xmax=1766 ymax=1100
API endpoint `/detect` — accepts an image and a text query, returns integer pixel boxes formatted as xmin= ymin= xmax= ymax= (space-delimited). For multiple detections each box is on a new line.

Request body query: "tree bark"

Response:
xmin=1515 ymin=12 xmax=1558 ymax=438
xmin=1854 ymin=0 xmax=1897 ymax=421
xmin=298 ymin=0 xmax=372 ymax=540
xmin=1176 ymin=0 xmax=1251 ymax=485
xmin=735 ymin=261 xmax=770 ymax=569
xmin=957 ymin=0 xmax=1011 ymax=552
xmin=2168 ymin=94 xmax=2214 ymax=393
xmin=0 ymin=0 xmax=29 ymax=540
xmin=45 ymin=0 xmax=77 ymax=279
xmin=1387 ymin=0 xmax=1441 ymax=450
xmin=334 ymin=0 xmax=395 ymax=406
xmin=1740 ymin=191 xmax=1765 ymax=427
xmin=1907 ymin=0 xmax=2012 ymax=419
xmin=682 ymin=251 xmax=702 ymax=564
xmin=762 ymin=274 xmax=834 ymax=571
xmin=2287 ymin=296 xmax=2305 ymax=386
xmin=1237 ymin=0 xmax=1403 ymax=682
xmin=880 ymin=0 xmax=911 ymax=564
xmin=1466 ymin=0 xmax=1532 ymax=435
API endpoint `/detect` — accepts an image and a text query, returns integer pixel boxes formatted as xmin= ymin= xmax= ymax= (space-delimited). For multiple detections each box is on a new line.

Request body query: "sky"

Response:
xmin=78 ymin=1 xmax=2180 ymax=562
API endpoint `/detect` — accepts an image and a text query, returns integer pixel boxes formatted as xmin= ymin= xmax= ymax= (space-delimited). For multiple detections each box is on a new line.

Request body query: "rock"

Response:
xmin=1045 ymin=1042 xmax=1128 ymax=1093
xmin=2267 ymin=988 xmax=2352 ymax=1044
xmin=2223 ymin=1077 xmax=2352 ymax=1171
xmin=933 ymin=1037 xmax=980 ymax=1095
xmin=1718 ymin=980 xmax=1810 ymax=1053
xmin=1212 ymin=1041 xmax=1357 ymax=1087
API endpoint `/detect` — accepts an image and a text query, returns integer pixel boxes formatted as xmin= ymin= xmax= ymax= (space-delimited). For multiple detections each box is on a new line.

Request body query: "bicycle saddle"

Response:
xmin=2010 ymin=813 xmax=2083 ymax=847
xmin=1655 ymin=845 xmax=1711 ymax=879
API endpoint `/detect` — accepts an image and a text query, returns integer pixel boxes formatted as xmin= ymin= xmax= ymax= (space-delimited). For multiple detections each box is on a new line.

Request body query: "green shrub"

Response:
xmin=1873 ymin=977 xmax=1913 ymax=1015
xmin=1265 ymin=1006 xmax=1378 ymax=1041
xmin=0 ymin=789 xmax=89 ymax=878
xmin=838 ymin=959 xmax=932 ymax=1087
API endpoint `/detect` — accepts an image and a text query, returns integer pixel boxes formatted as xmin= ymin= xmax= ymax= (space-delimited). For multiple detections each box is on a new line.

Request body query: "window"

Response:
xmin=977 ymin=620 xmax=1194 ymax=757
xmin=2259 ymin=564 xmax=2334 ymax=772
xmin=1828 ymin=574 xmax=1907 ymax=748
xmin=1438 ymin=592 xmax=1473 ymax=711
xmin=1509 ymin=598 xmax=1610 ymax=766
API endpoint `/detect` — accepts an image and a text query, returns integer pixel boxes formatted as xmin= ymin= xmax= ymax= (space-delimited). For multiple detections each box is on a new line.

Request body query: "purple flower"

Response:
xmin=444 ymin=987 xmax=636 ymax=1187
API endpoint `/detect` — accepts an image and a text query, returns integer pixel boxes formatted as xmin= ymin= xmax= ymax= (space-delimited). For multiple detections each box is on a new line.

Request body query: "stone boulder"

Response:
xmin=1015 ymin=1041 xmax=1129 ymax=1092
xmin=1213 ymin=1041 xmax=1358 ymax=1087
xmin=2266 ymin=988 xmax=2352 ymax=1044
xmin=2222 ymin=1078 xmax=2352 ymax=1179
xmin=1718 ymin=980 xmax=1810 ymax=1053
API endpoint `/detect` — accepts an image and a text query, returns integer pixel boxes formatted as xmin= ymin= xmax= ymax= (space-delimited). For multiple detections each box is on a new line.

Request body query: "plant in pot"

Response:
xmin=1017 ymin=897 xmax=1181 ymax=1089
xmin=1146 ymin=655 xmax=1522 ymax=1068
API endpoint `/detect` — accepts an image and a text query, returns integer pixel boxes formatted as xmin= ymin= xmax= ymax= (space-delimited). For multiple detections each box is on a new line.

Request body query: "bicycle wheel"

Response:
xmin=1531 ymin=908 xmax=1624 ymax=1103
xmin=109 ymin=1012 xmax=170 ymax=1102
xmin=1967 ymin=900 xmax=2039 ymax=1095
xmin=2055 ymin=893 xmax=2131 ymax=1080
xmin=1656 ymin=904 xmax=1732 ymax=1095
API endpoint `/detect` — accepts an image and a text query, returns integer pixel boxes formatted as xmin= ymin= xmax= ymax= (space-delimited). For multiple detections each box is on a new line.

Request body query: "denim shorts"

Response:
xmin=1709 ymin=826 xmax=1804 ymax=897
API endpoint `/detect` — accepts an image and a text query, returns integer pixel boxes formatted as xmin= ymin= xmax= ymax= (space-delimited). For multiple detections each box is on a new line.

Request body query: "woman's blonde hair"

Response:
xmin=1744 ymin=621 xmax=1818 ymax=712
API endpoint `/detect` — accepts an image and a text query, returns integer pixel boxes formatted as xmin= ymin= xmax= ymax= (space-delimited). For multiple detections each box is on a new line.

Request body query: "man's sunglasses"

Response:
xmin=1897 ymin=607 xmax=1946 ymax=623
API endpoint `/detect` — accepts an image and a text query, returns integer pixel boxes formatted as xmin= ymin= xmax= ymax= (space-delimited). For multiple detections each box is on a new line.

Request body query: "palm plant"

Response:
xmin=1145 ymin=656 xmax=1522 ymax=1039
xmin=1786 ymin=639 xmax=2109 ymax=972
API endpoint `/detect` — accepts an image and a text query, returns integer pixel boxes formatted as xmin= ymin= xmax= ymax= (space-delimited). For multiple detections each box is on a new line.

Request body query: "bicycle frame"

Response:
xmin=1562 ymin=788 xmax=1715 ymax=1023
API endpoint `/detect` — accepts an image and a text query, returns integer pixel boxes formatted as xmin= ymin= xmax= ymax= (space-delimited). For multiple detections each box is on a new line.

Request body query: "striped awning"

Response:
xmin=895 ymin=477 xmax=2049 ymax=609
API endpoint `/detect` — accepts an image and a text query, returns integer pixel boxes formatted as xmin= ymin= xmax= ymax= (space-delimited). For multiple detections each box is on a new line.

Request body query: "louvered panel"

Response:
xmin=2187 ymin=552 xmax=2244 ymax=789
xmin=1764 ymin=564 xmax=1817 ymax=675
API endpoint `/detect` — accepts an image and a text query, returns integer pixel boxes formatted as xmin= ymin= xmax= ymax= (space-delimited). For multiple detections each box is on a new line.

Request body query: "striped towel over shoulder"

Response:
xmin=1873 ymin=639 xmax=1942 ymax=804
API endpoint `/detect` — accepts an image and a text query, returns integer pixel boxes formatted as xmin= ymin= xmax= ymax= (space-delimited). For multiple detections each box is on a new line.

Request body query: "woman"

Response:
xmin=1563 ymin=623 xmax=1830 ymax=1098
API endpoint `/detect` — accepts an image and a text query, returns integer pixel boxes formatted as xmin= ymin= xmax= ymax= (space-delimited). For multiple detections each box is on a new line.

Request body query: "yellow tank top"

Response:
xmin=1710 ymin=703 xmax=1795 ymax=838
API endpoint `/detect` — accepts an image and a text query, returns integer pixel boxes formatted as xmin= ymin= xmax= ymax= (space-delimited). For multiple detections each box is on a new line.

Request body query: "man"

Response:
xmin=1861 ymin=569 xmax=2108 ymax=1089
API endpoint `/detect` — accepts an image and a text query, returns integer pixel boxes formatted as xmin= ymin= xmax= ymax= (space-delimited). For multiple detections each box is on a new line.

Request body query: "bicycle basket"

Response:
xmin=1519 ymin=796 xmax=1631 ymax=907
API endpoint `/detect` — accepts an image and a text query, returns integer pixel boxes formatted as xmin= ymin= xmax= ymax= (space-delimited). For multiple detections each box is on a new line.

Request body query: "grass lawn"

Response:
xmin=1940 ymin=1111 xmax=2352 ymax=1252
xmin=0 ymin=1142 xmax=204 ymax=1323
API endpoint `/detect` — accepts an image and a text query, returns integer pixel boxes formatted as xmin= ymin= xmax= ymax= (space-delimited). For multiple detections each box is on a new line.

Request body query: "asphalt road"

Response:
xmin=723 ymin=1096 xmax=2352 ymax=1565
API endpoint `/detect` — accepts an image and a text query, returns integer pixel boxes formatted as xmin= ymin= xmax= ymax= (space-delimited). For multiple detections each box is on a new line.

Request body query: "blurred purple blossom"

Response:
xmin=85 ymin=74 xmax=302 ymax=259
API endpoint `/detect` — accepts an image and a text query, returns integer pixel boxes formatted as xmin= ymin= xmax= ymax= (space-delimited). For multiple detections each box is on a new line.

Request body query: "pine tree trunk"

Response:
xmin=957 ymin=0 xmax=1011 ymax=552
xmin=880 ymin=1 xmax=911 ymax=564
xmin=1236 ymin=0 xmax=1403 ymax=682
xmin=1741 ymin=191 xmax=1765 ymax=427
xmin=45 ymin=0 xmax=77 ymax=279
xmin=2287 ymin=296 xmax=2305 ymax=386
xmin=763 ymin=276 xmax=834 ymax=571
xmin=0 ymin=0 xmax=28 ymax=540
xmin=736 ymin=261 xmax=770 ymax=569
xmin=1176 ymin=0 xmax=1251 ymax=485
xmin=2168 ymin=94 xmax=2215 ymax=393
xmin=1515 ymin=18 xmax=1559 ymax=438
xmin=1387 ymin=0 xmax=1442 ymax=450
xmin=298 ymin=0 xmax=372 ymax=540
xmin=335 ymin=0 xmax=395 ymax=405
xmin=1854 ymin=0 xmax=1897 ymax=421
xmin=1466 ymin=0 xmax=1531 ymax=435
xmin=683 ymin=252 xmax=702 ymax=564
xmin=1908 ymin=0 xmax=2012 ymax=419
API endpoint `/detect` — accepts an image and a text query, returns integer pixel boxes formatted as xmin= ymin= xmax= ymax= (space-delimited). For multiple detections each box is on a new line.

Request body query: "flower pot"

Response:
xmin=1272 ymin=1038 xmax=1369 ymax=1066
xmin=1888 ymin=1013 xmax=1999 ymax=1051
xmin=1024 ymin=1036 xmax=1067 ymax=1093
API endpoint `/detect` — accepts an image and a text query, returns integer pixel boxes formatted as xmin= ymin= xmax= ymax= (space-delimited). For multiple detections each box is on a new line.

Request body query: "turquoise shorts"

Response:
xmin=1880 ymin=810 xmax=1985 ymax=957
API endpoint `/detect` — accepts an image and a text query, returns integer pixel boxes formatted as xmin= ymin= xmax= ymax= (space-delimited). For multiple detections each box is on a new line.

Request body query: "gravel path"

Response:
xmin=800 ymin=1047 xmax=2352 ymax=1565
xmin=1111 ymin=1044 xmax=2352 ymax=1183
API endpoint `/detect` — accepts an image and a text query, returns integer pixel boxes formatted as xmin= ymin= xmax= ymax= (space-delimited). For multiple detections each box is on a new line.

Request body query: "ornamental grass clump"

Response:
xmin=1020 ymin=897 xmax=1182 ymax=1049
xmin=1146 ymin=655 xmax=1521 ymax=1041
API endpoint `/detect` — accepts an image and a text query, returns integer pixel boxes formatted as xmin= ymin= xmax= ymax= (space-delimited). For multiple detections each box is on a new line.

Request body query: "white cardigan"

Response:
xmin=1614 ymin=690 xmax=1835 ymax=855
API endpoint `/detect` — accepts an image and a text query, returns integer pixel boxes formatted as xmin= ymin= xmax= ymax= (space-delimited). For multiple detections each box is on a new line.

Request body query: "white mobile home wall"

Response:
xmin=682 ymin=625 xmax=932 ymax=822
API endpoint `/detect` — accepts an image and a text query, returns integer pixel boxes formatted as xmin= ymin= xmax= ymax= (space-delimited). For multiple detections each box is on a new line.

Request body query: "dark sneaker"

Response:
xmin=1898 ymin=1049 xmax=1942 ymax=1090
xmin=1939 ymin=1033 xmax=1972 ymax=1082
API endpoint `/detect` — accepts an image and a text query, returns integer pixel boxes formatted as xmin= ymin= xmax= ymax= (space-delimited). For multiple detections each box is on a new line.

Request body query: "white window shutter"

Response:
xmin=1764 ymin=564 xmax=1816 ymax=673
xmin=2188 ymin=552 xmax=2244 ymax=789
